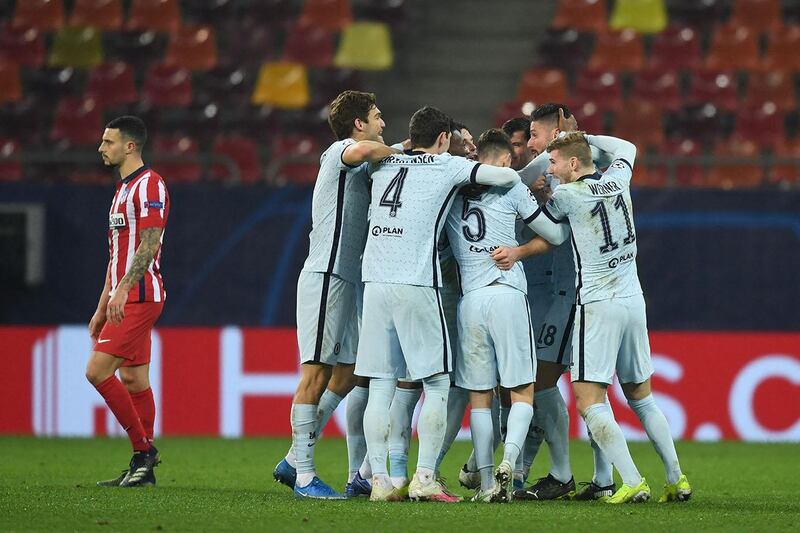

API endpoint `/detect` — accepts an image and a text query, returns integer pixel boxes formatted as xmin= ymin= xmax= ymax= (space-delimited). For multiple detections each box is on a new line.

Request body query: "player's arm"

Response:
xmin=585 ymin=134 xmax=637 ymax=167
xmin=517 ymin=150 xmax=550 ymax=187
xmin=342 ymin=140 xmax=400 ymax=166
xmin=88 ymin=263 xmax=112 ymax=342
xmin=106 ymin=227 xmax=163 ymax=325
xmin=472 ymin=164 xmax=520 ymax=187
xmin=491 ymin=236 xmax=554 ymax=271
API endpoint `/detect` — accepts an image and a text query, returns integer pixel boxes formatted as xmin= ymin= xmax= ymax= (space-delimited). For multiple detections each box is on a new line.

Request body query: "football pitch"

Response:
xmin=0 ymin=437 xmax=797 ymax=532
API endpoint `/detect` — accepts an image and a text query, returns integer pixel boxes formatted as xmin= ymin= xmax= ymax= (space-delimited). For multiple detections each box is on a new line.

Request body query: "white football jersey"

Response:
xmin=546 ymin=158 xmax=642 ymax=304
xmin=302 ymin=139 xmax=371 ymax=285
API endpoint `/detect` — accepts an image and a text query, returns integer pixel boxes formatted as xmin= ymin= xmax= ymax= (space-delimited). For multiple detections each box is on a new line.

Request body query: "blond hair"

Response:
xmin=546 ymin=131 xmax=593 ymax=167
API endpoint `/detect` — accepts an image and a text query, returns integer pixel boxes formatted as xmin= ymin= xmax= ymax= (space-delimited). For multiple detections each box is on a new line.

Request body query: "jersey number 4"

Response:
xmin=380 ymin=168 xmax=407 ymax=217
xmin=590 ymin=195 xmax=636 ymax=254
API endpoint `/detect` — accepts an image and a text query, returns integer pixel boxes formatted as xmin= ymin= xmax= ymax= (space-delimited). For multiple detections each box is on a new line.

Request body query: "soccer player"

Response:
xmin=356 ymin=106 xmax=521 ymax=502
xmin=87 ymin=116 xmax=168 ymax=487
xmin=446 ymin=129 xmax=569 ymax=503
xmin=539 ymin=131 xmax=692 ymax=504
xmin=272 ymin=91 xmax=398 ymax=499
xmin=455 ymin=122 xmax=477 ymax=160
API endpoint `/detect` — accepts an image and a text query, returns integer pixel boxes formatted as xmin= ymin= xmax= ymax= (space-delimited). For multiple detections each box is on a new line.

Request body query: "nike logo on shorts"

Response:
xmin=97 ymin=339 xmax=111 ymax=343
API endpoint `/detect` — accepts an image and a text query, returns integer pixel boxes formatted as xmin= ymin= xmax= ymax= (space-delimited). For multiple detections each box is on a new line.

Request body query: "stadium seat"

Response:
xmin=50 ymin=96 xmax=102 ymax=146
xmin=298 ymin=0 xmax=353 ymax=31
xmin=671 ymin=104 xmax=728 ymax=144
xmin=269 ymin=134 xmax=320 ymax=185
xmin=356 ymin=0 xmax=406 ymax=24
xmin=334 ymin=22 xmax=394 ymax=70
xmin=705 ymin=24 xmax=760 ymax=72
xmin=535 ymin=28 xmax=594 ymax=73
xmin=552 ymin=0 xmax=607 ymax=33
xmin=668 ymin=0 xmax=723 ymax=32
xmin=211 ymin=134 xmax=262 ymax=184
xmin=573 ymin=68 xmax=622 ymax=112
xmin=314 ymin=67 xmax=363 ymax=102
xmin=707 ymin=136 xmax=764 ymax=188
xmin=732 ymin=101 xmax=786 ymax=149
xmin=654 ymin=138 xmax=704 ymax=186
xmin=587 ymin=29 xmax=644 ymax=72
xmin=221 ymin=19 xmax=278 ymax=66
xmin=743 ymin=71 xmax=796 ymax=111
xmin=729 ymin=0 xmax=782 ymax=34
xmin=761 ymin=25 xmax=800 ymax=72
xmin=84 ymin=62 xmax=138 ymax=108
xmin=569 ymin=100 xmax=604 ymax=134
xmin=632 ymin=163 xmax=668 ymax=188
xmin=0 ymin=138 xmax=23 ymax=182
xmin=165 ymin=25 xmax=218 ymax=71
xmin=246 ymin=0 xmax=300 ymax=26
xmin=13 ymin=0 xmax=64 ymax=32
xmin=284 ymin=22 xmax=335 ymax=67
xmin=767 ymin=138 xmax=800 ymax=188
xmin=0 ymin=96 xmax=47 ymax=145
xmin=0 ymin=60 xmax=22 ymax=104
xmin=142 ymin=63 xmax=192 ymax=108
xmin=612 ymin=101 xmax=664 ymax=151
xmin=251 ymin=62 xmax=310 ymax=109
xmin=492 ymin=100 xmax=536 ymax=127
xmin=630 ymin=68 xmax=681 ymax=112
xmin=516 ymin=68 xmax=568 ymax=106
xmin=194 ymin=66 xmax=255 ymax=108
xmin=609 ymin=0 xmax=667 ymax=34
xmin=69 ymin=0 xmax=123 ymax=31
xmin=648 ymin=25 xmax=703 ymax=72
xmin=49 ymin=27 xmax=104 ymax=69
xmin=127 ymin=0 xmax=182 ymax=33
xmin=0 ymin=24 xmax=46 ymax=67
xmin=151 ymin=134 xmax=202 ymax=183
xmin=686 ymin=70 xmax=738 ymax=111
xmin=103 ymin=30 xmax=167 ymax=71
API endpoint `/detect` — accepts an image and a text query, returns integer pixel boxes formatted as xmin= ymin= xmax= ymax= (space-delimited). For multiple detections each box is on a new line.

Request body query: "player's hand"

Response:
xmin=491 ymin=246 xmax=519 ymax=270
xmin=106 ymin=289 xmax=128 ymax=326
xmin=558 ymin=108 xmax=578 ymax=133
xmin=401 ymin=138 xmax=412 ymax=150
xmin=88 ymin=309 xmax=106 ymax=343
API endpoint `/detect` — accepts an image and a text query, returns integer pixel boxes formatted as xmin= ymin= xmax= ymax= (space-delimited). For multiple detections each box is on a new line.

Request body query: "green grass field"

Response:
xmin=0 ymin=437 xmax=798 ymax=532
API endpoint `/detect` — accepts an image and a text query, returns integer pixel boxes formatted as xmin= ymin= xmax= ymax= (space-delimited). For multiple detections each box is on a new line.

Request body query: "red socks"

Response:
xmin=129 ymin=387 xmax=155 ymax=442
xmin=94 ymin=375 xmax=149 ymax=452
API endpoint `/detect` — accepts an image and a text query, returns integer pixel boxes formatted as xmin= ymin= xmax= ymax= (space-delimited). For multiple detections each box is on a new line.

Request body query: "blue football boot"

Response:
xmin=295 ymin=477 xmax=346 ymax=500
xmin=273 ymin=458 xmax=296 ymax=489
xmin=344 ymin=471 xmax=372 ymax=498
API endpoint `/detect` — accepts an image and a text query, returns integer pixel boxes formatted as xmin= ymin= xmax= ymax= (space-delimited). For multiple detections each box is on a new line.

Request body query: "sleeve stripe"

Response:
xmin=469 ymin=162 xmax=482 ymax=184
xmin=616 ymin=158 xmax=632 ymax=170
xmin=542 ymin=204 xmax=568 ymax=224
xmin=340 ymin=146 xmax=359 ymax=169
xmin=523 ymin=208 xmax=541 ymax=224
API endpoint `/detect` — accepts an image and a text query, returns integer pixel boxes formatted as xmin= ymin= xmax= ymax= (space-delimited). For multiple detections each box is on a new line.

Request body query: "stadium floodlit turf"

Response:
xmin=0 ymin=437 xmax=797 ymax=531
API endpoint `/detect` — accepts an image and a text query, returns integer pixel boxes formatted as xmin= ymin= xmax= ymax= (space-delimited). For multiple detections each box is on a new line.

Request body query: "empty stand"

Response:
xmin=151 ymin=134 xmax=202 ymax=183
xmin=50 ymin=97 xmax=102 ymax=146
xmin=609 ymin=0 xmax=667 ymax=33
xmin=704 ymin=24 xmax=760 ymax=72
xmin=535 ymin=28 xmax=594 ymax=73
xmin=334 ymin=22 xmax=394 ymax=70
xmin=630 ymin=68 xmax=681 ymax=111
xmin=587 ymin=29 xmax=644 ymax=72
xmin=743 ymin=70 xmax=796 ymax=111
xmin=69 ymin=0 xmax=123 ymax=31
xmin=165 ymin=25 xmax=219 ymax=71
xmin=729 ymin=0 xmax=782 ymax=34
xmin=732 ymin=101 xmax=786 ymax=149
xmin=284 ymin=22 xmax=335 ymax=67
xmin=298 ymin=0 xmax=353 ymax=31
xmin=516 ymin=67 xmax=568 ymax=106
xmin=647 ymin=24 xmax=702 ymax=72
xmin=573 ymin=68 xmax=622 ymax=112
xmin=761 ymin=25 xmax=800 ymax=72
xmin=707 ymin=136 xmax=764 ymax=188
xmin=0 ymin=138 xmax=23 ymax=181
xmin=552 ymin=0 xmax=607 ymax=33
xmin=142 ymin=63 xmax=193 ymax=108
xmin=0 ymin=24 xmax=46 ymax=67
xmin=612 ymin=101 xmax=664 ymax=151
xmin=251 ymin=62 xmax=310 ymax=109
xmin=85 ymin=62 xmax=138 ymax=109
xmin=211 ymin=134 xmax=262 ymax=184
xmin=127 ymin=0 xmax=182 ymax=33
xmin=0 ymin=60 xmax=22 ymax=104
xmin=686 ymin=70 xmax=738 ymax=111
xmin=49 ymin=27 xmax=104 ymax=69
xmin=13 ymin=0 xmax=64 ymax=32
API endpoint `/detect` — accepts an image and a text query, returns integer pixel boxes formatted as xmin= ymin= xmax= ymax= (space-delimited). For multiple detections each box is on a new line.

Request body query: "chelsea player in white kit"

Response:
xmin=446 ymin=129 xmax=569 ymax=503
xmin=355 ymin=107 xmax=521 ymax=502
xmin=273 ymin=91 xmax=398 ymax=499
xmin=543 ymin=131 xmax=692 ymax=504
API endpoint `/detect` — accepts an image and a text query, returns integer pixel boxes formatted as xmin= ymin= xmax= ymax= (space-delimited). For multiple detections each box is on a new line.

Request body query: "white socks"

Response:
xmin=416 ymin=374 xmax=450 ymax=472
xmin=388 ymin=386 xmax=422 ymax=486
xmin=629 ymin=394 xmax=682 ymax=484
xmin=345 ymin=385 xmax=369 ymax=481
xmin=503 ymin=402 xmax=534 ymax=468
xmin=536 ymin=387 xmax=572 ymax=483
xmin=364 ymin=378 xmax=397 ymax=477
xmin=291 ymin=403 xmax=318 ymax=487
xmin=470 ymin=407 xmax=495 ymax=491
xmin=583 ymin=402 xmax=641 ymax=487
xmin=435 ymin=385 xmax=469 ymax=473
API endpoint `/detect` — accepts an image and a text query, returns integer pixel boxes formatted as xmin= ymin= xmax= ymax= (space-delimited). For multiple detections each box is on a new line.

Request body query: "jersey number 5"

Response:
xmin=380 ymin=168 xmax=407 ymax=217
xmin=590 ymin=195 xmax=636 ymax=254
xmin=461 ymin=199 xmax=486 ymax=242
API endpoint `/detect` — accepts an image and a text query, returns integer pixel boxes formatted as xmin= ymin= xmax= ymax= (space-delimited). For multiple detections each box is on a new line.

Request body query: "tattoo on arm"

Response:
xmin=119 ymin=227 xmax=162 ymax=290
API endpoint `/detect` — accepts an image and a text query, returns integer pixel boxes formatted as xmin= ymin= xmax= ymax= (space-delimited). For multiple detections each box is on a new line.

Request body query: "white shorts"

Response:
xmin=339 ymin=281 xmax=364 ymax=364
xmin=570 ymin=294 xmax=653 ymax=385
xmin=455 ymin=285 xmax=535 ymax=391
xmin=355 ymin=282 xmax=451 ymax=381
xmin=296 ymin=271 xmax=357 ymax=366
xmin=535 ymin=290 xmax=576 ymax=368
xmin=440 ymin=255 xmax=461 ymax=375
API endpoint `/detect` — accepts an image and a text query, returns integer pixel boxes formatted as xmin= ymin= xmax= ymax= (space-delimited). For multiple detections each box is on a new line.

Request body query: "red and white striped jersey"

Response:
xmin=107 ymin=165 xmax=170 ymax=303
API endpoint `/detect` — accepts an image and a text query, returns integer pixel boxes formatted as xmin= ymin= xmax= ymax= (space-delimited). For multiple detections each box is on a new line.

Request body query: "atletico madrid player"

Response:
xmin=85 ymin=116 xmax=169 ymax=487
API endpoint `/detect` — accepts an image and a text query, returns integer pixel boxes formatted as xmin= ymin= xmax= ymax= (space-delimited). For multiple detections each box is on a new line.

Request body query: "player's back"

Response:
xmin=303 ymin=139 xmax=371 ymax=285
xmin=549 ymin=160 xmax=641 ymax=304
xmin=362 ymin=151 xmax=477 ymax=287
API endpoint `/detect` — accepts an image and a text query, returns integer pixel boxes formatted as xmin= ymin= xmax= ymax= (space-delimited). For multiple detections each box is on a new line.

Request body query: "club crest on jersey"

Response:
xmin=109 ymin=213 xmax=126 ymax=229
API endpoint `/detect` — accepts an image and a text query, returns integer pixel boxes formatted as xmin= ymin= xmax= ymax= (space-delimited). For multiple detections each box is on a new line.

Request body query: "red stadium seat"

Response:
xmin=587 ymin=29 xmax=644 ymax=72
xmin=222 ymin=19 xmax=278 ymax=66
xmin=669 ymin=0 xmax=724 ymax=32
xmin=211 ymin=134 xmax=262 ymax=184
xmin=69 ymin=0 xmax=123 ymax=31
xmin=85 ymin=62 xmax=138 ymax=108
xmin=612 ymin=101 xmax=664 ymax=151
xmin=103 ymin=30 xmax=167 ymax=71
xmin=761 ymin=25 xmax=800 ymax=72
xmin=13 ymin=0 xmax=64 ymax=32
xmin=0 ymin=24 xmax=46 ymax=68
xmin=671 ymin=104 xmax=727 ymax=145
xmin=493 ymin=100 xmax=535 ymax=127
xmin=686 ymin=70 xmax=738 ymax=111
xmin=573 ymin=68 xmax=622 ymax=112
xmin=732 ymin=101 xmax=786 ymax=149
xmin=632 ymin=163 xmax=668 ymax=188
xmin=705 ymin=24 xmax=760 ymax=73
xmin=552 ymin=0 xmax=608 ymax=33
xmin=165 ymin=25 xmax=218 ymax=71
xmin=630 ymin=68 xmax=681 ymax=111
xmin=743 ymin=71 xmax=796 ymax=111
xmin=298 ymin=0 xmax=353 ymax=31
xmin=151 ymin=135 xmax=202 ymax=183
xmin=127 ymin=0 xmax=182 ymax=33
xmin=51 ymin=97 xmax=103 ymax=146
xmin=729 ymin=0 xmax=782 ymax=34
xmin=569 ymin=100 xmax=604 ymax=134
xmin=142 ymin=63 xmax=192 ymax=108
xmin=0 ymin=138 xmax=23 ymax=182
xmin=707 ymin=136 xmax=764 ymax=188
xmin=660 ymin=138 xmax=706 ymax=187
xmin=283 ymin=22 xmax=335 ymax=67
xmin=516 ymin=68 xmax=568 ymax=106
xmin=768 ymin=138 xmax=800 ymax=188
xmin=536 ymin=28 xmax=594 ymax=73
xmin=269 ymin=134 xmax=320 ymax=185
xmin=0 ymin=60 xmax=22 ymax=104
xmin=648 ymin=25 xmax=703 ymax=72
xmin=194 ymin=66 xmax=255 ymax=108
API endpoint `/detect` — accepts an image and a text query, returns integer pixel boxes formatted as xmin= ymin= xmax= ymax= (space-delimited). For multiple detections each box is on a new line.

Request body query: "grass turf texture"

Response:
xmin=0 ymin=438 xmax=798 ymax=532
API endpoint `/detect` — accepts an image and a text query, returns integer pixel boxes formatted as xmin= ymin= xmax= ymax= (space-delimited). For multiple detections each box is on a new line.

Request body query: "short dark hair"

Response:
xmin=106 ymin=115 xmax=147 ymax=150
xmin=476 ymin=128 xmax=513 ymax=159
xmin=409 ymin=106 xmax=453 ymax=148
xmin=502 ymin=116 xmax=531 ymax=140
xmin=328 ymin=90 xmax=376 ymax=140
xmin=546 ymin=131 xmax=593 ymax=167
xmin=529 ymin=103 xmax=571 ymax=127
xmin=453 ymin=121 xmax=469 ymax=133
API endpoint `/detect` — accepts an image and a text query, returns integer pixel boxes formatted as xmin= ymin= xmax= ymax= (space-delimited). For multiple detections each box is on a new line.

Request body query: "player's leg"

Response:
xmin=468 ymin=390 xmax=495 ymax=502
xmin=345 ymin=375 xmax=371 ymax=497
xmin=498 ymin=384 xmax=534 ymax=502
xmin=387 ymin=380 xmax=421 ymax=495
xmin=575 ymin=395 xmax=617 ymax=501
xmin=119 ymin=364 xmax=154 ymax=443
xmin=435 ymin=382 xmax=469 ymax=477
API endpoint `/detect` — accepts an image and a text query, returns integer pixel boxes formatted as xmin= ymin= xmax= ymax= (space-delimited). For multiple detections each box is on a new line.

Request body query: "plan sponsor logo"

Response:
xmin=371 ymin=225 xmax=404 ymax=237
